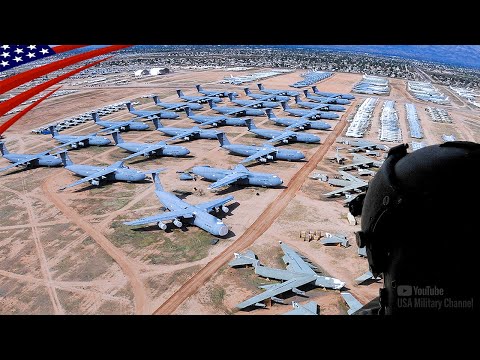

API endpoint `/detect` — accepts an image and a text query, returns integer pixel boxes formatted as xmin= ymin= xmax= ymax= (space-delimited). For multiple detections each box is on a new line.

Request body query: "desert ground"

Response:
xmin=0 ymin=67 xmax=478 ymax=315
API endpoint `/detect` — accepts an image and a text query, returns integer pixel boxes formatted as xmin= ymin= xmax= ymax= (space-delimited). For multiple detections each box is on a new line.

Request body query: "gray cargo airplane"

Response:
xmin=58 ymin=151 xmax=154 ymax=190
xmin=125 ymin=102 xmax=178 ymax=120
xmin=229 ymin=241 xmax=345 ymax=310
xmin=257 ymin=83 xmax=299 ymax=97
xmin=111 ymin=131 xmax=190 ymax=160
xmin=323 ymin=170 xmax=368 ymax=197
xmin=195 ymin=84 xmax=237 ymax=98
xmin=336 ymin=137 xmax=389 ymax=152
xmin=294 ymin=95 xmax=346 ymax=112
xmin=176 ymin=89 xmax=222 ymax=104
xmin=246 ymin=119 xmax=321 ymax=144
xmin=227 ymin=93 xmax=280 ymax=109
xmin=208 ymin=99 xmax=265 ymax=117
xmin=48 ymin=125 xmax=111 ymax=149
xmin=244 ymin=88 xmax=290 ymax=102
xmin=0 ymin=142 xmax=62 ymax=173
xmin=91 ymin=112 xmax=150 ymax=133
xmin=124 ymin=172 xmax=234 ymax=236
xmin=265 ymin=109 xmax=331 ymax=131
xmin=184 ymin=108 xmax=247 ymax=128
xmin=339 ymin=153 xmax=383 ymax=171
xmin=153 ymin=119 xmax=218 ymax=142
xmin=311 ymin=86 xmax=355 ymax=99
xmin=216 ymin=132 xmax=305 ymax=164
xmin=280 ymin=102 xmax=340 ymax=120
xmin=303 ymin=89 xmax=351 ymax=105
xmin=152 ymin=95 xmax=203 ymax=111
xmin=191 ymin=163 xmax=283 ymax=190
xmin=283 ymin=301 xmax=319 ymax=315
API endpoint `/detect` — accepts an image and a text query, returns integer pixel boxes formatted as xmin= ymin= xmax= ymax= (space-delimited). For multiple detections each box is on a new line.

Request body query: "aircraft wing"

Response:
xmin=236 ymin=275 xmax=317 ymax=309
xmin=167 ymin=128 xmax=202 ymax=142
xmin=60 ymin=167 xmax=117 ymax=190
xmin=324 ymin=182 xmax=367 ymax=197
xmin=311 ymin=104 xmax=329 ymax=111
xmin=339 ymin=171 xmax=363 ymax=182
xmin=265 ymin=131 xmax=297 ymax=144
xmin=124 ymin=208 xmax=194 ymax=226
xmin=284 ymin=119 xmax=310 ymax=131
xmin=196 ymin=195 xmax=234 ymax=212
xmin=280 ymin=242 xmax=316 ymax=275
xmin=50 ymin=135 xmax=92 ymax=150
xmin=341 ymin=292 xmax=363 ymax=315
xmin=122 ymin=143 xmax=166 ymax=160
xmin=162 ymin=104 xmax=187 ymax=111
xmin=198 ymin=118 xmax=226 ymax=127
xmin=98 ymin=121 xmax=132 ymax=133
xmin=243 ymin=100 xmax=263 ymax=108
xmin=0 ymin=154 xmax=47 ymax=173
xmin=240 ymin=148 xmax=277 ymax=164
xmin=283 ymin=301 xmax=318 ymax=315
xmin=225 ymin=108 xmax=246 ymax=116
xmin=208 ymin=173 xmax=248 ymax=189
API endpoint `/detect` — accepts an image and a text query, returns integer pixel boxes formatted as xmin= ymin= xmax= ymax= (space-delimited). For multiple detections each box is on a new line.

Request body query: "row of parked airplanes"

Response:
xmin=0 ymin=84 xmax=355 ymax=237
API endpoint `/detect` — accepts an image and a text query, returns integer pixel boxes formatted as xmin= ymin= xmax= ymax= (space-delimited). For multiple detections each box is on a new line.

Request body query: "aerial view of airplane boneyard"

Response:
xmin=1 ymin=45 xmax=479 ymax=315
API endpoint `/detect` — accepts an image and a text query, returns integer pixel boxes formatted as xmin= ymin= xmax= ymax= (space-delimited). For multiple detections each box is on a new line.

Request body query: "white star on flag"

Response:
xmin=40 ymin=48 xmax=49 ymax=55
xmin=1 ymin=45 xmax=10 ymax=50
xmin=26 ymin=52 xmax=36 ymax=58
xmin=13 ymin=56 xmax=22 ymax=62
xmin=27 ymin=45 xmax=37 ymax=50
xmin=1 ymin=60 xmax=9 ymax=67
xmin=14 ymin=48 xmax=23 ymax=54
xmin=1 ymin=52 xmax=9 ymax=58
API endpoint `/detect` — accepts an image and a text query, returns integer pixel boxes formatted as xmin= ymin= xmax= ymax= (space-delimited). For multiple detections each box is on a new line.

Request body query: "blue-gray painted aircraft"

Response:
xmin=303 ymin=89 xmax=351 ymax=105
xmin=311 ymin=86 xmax=355 ymax=100
xmin=257 ymin=83 xmax=299 ymax=97
xmin=265 ymin=109 xmax=331 ymax=131
xmin=184 ymin=108 xmax=247 ymax=128
xmin=0 ymin=142 xmax=62 ymax=173
xmin=124 ymin=172 xmax=235 ymax=237
xmin=246 ymin=119 xmax=320 ymax=144
xmin=281 ymin=102 xmax=339 ymax=120
xmin=153 ymin=119 xmax=218 ymax=142
xmin=48 ymin=125 xmax=111 ymax=149
xmin=91 ymin=112 xmax=150 ymax=133
xmin=244 ymin=88 xmax=290 ymax=102
xmin=208 ymin=99 xmax=265 ymax=117
xmin=227 ymin=93 xmax=280 ymax=109
xmin=152 ymin=95 xmax=203 ymax=111
xmin=111 ymin=131 xmax=190 ymax=160
xmin=216 ymin=132 xmax=305 ymax=164
xmin=195 ymin=84 xmax=237 ymax=98
xmin=176 ymin=89 xmax=222 ymax=104
xmin=191 ymin=163 xmax=283 ymax=190
xmin=125 ymin=102 xmax=178 ymax=120
xmin=294 ymin=95 xmax=346 ymax=112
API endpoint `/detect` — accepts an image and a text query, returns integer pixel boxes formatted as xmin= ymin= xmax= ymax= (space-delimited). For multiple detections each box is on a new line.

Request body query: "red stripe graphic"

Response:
xmin=0 ymin=86 xmax=62 ymax=135
xmin=0 ymin=45 xmax=131 ymax=95
xmin=0 ymin=56 xmax=113 ymax=135
xmin=51 ymin=45 xmax=86 ymax=54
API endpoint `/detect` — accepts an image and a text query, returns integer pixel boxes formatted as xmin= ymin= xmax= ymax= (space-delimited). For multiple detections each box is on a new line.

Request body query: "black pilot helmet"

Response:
xmin=350 ymin=141 xmax=479 ymax=314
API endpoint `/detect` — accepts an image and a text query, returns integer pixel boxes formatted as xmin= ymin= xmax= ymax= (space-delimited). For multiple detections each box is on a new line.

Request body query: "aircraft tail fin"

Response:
xmin=152 ymin=118 xmax=164 ymax=130
xmin=227 ymin=93 xmax=234 ymax=102
xmin=48 ymin=125 xmax=59 ymax=137
xmin=176 ymin=89 xmax=184 ymax=98
xmin=303 ymin=89 xmax=310 ymax=97
xmin=59 ymin=151 xmax=73 ymax=166
xmin=280 ymin=101 xmax=289 ymax=110
xmin=0 ymin=142 xmax=9 ymax=156
xmin=183 ymin=107 xmax=192 ymax=117
xmin=265 ymin=108 xmax=276 ymax=119
xmin=207 ymin=99 xmax=216 ymax=109
xmin=91 ymin=112 xmax=100 ymax=122
xmin=111 ymin=131 xmax=124 ymax=145
xmin=294 ymin=94 xmax=300 ymax=103
xmin=312 ymin=86 xmax=319 ymax=93
xmin=216 ymin=132 xmax=230 ymax=146
xmin=152 ymin=95 xmax=160 ymax=105
xmin=244 ymin=87 xmax=251 ymax=95
xmin=195 ymin=84 xmax=203 ymax=93
xmin=152 ymin=172 xmax=164 ymax=191
xmin=229 ymin=250 xmax=258 ymax=267
xmin=245 ymin=118 xmax=256 ymax=130
xmin=257 ymin=83 xmax=264 ymax=91
xmin=125 ymin=102 xmax=133 ymax=112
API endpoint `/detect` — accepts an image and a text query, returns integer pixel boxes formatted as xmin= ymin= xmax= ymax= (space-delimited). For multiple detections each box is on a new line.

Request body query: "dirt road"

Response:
xmin=154 ymin=104 xmax=352 ymax=315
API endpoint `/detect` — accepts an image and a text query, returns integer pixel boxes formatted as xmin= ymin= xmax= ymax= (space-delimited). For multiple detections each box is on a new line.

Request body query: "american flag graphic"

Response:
xmin=0 ymin=44 xmax=131 ymax=135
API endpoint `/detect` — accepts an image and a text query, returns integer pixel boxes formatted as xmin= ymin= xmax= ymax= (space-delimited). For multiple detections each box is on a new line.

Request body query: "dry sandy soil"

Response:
xmin=0 ymin=68 xmax=478 ymax=315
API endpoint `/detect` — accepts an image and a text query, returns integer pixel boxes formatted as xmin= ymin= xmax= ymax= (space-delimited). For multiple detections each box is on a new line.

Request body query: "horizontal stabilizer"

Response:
xmin=228 ymin=250 xmax=258 ymax=267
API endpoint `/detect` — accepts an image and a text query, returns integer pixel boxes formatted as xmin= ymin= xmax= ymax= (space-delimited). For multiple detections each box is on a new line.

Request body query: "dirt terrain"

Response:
xmin=0 ymin=67 xmax=478 ymax=315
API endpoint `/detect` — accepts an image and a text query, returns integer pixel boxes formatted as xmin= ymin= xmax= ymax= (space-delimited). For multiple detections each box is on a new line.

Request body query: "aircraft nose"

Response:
xmin=217 ymin=224 xmax=228 ymax=237
xmin=183 ymin=148 xmax=190 ymax=155
xmin=103 ymin=138 xmax=111 ymax=145
xmin=136 ymin=173 xmax=146 ymax=181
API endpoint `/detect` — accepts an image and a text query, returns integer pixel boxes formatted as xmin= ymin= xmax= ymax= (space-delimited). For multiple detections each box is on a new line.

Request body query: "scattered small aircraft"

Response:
xmin=191 ymin=163 xmax=283 ymax=190
xmin=244 ymin=87 xmax=290 ymax=102
xmin=111 ymin=131 xmax=190 ymax=160
xmin=152 ymin=95 xmax=203 ymax=111
xmin=216 ymin=132 xmax=305 ymax=164
xmin=294 ymin=95 xmax=346 ymax=112
xmin=311 ymin=86 xmax=355 ymax=99
xmin=0 ymin=142 xmax=62 ymax=173
xmin=91 ymin=112 xmax=150 ymax=133
xmin=257 ymin=83 xmax=299 ymax=97
xmin=246 ymin=119 xmax=320 ymax=144
xmin=184 ymin=107 xmax=247 ymax=128
xmin=303 ymin=89 xmax=351 ymax=105
xmin=280 ymin=102 xmax=339 ymax=120
xmin=265 ymin=109 xmax=331 ymax=131
xmin=48 ymin=125 xmax=111 ymax=149
xmin=230 ymin=241 xmax=345 ymax=310
xmin=341 ymin=292 xmax=363 ymax=315
xmin=282 ymin=301 xmax=319 ymax=315
xmin=195 ymin=84 xmax=237 ymax=98
xmin=124 ymin=172 xmax=235 ymax=236
xmin=208 ymin=99 xmax=265 ymax=117
xmin=176 ymin=89 xmax=222 ymax=104
xmin=125 ymin=102 xmax=178 ymax=120
xmin=58 ymin=151 xmax=155 ymax=190
xmin=153 ymin=119 xmax=218 ymax=142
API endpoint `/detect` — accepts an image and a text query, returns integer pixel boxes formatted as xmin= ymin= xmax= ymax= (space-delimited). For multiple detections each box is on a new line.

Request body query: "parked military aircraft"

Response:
xmin=294 ymin=95 xmax=346 ymax=112
xmin=341 ymin=292 xmax=363 ymax=314
xmin=152 ymin=95 xmax=203 ymax=111
xmin=265 ymin=109 xmax=331 ymax=131
xmin=191 ymin=163 xmax=283 ymax=190
xmin=257 ymin=83 xmax=299 ymax=97
xmin=311 ymin=86 xmax=355 ymax=99
xmin=229 ymin=241 xmax=345 ymax=310
xmin=355 ymin=270 xmax=382 ymax=285
xmin=283 ymin=301 xmax=319 ymax=315
xmin=0 ymin=142 xmax=62 ymax=173
xmin=124 ymin=172 xmax=235 ymax=236
xmin=195 ymin=84 xmax=237 ymax=98
xmin=326 ymin=147 xmax=346 ymax=164
xmin=339 ymin=153 xmax=383 ymax=171
xmin=154 ymin=119 xmax=218 ymax=142
xmin=246 ymin=119 xmax=320 ymax=144
xmin=184 ymin=108 xmax=247 ymax=128
xmin=48 ymin=125 xmax=111 ymax=149
xmin=58 ymin=151 xmax=155 ymax=190
xmin=244 ymin=88 xmax=290 ymax=102
xmin=320 ymin=233 xmax=350 ymax=247
xmin=227 ymin=93 xmax=280 ymax=109
xmin=280 ymin=102 xmax=339 ymax=120
xmin=303 ymin=89 xmax=351 ymax=105
xmin=323 ymin=170 xmax=368 ymax=197
xmin=125 ymin=102 xmax=178 ymax=120
xmin=91 ymin=112 xmax=150 ymax=133
xmin=208 ymin=99 xmax=265 ymax=117
xmin=336 ymin=137 xmax=389 ymax=152
xmin=217 ymin=132 xmax=305 ymax=164
xmin=176 ymin=89 xmax=222 ymax=104
xmin=111 ymin=131 xmax=190 ymax=160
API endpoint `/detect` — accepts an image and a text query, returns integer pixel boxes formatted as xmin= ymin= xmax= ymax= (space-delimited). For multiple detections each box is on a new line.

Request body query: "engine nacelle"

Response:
xmin=266 ymin=155 xmax=274 ymax=160
xmin=259 ymin=157 xmax=267 ymax=163
xmin=78 ymin=141 xmax=85 ymax=147
xmin=71 ymin=143 xmax=78 ymax=149
xmin=183 ymin=136 xmax=190 ymax=141
xmin=299 ymin=126 xmax=305 ymax=130
xmin=212 ymin=122 xmax=218 ymax=127
xmin=221 ymin=206 xmax=229 ymax=213
xmin=214 ymin=207 xmax=220 ymax=213
xmin=120 ymin=126 xmax=126 ymax=131
xmin=143 ymin=153 xmax=150 ymax=157
xmin=282 ymin=139 xmax=289 ymax=144
xmin=158 ymin=221 xmax=167 ymax=230
xmin=173 ymin=219 xmax=182 ymax=228
xmin=91 ymin=179 xmax=100 ymax=186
